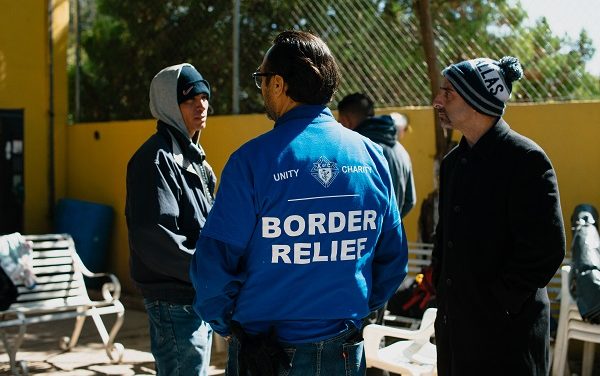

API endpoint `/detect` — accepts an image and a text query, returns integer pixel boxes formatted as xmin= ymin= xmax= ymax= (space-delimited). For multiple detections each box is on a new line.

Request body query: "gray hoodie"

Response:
xmin=150 ymin=64 xmax=194 ymax=140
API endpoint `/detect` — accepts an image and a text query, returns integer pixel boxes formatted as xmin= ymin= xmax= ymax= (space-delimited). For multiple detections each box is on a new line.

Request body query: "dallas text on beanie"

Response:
xmin=443 ymin=56 xmax=523 ymax=117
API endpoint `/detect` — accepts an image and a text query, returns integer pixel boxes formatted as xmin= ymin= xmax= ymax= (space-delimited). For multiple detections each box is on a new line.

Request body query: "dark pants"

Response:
xmin=226 ymin=326 xmax=365 ymax=376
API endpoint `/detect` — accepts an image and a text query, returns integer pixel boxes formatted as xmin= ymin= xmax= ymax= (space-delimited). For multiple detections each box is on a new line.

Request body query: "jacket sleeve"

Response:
xmin=189 ymin=152 xmax=256 ymax=336
xmin=126 ymin=151 xmax=195 ymax=283
xmin=400 ymin=163 xmax=417 ymax=218
xmin=369 ymin=222 xmax=409 ymax=311
xmin=386 ymin=146 xmax=416 ymax=219
xmin=368 ymin=164 xmax=409 ymax=311
xmin=491 ymin=149 xmax=566 ymax=314
xmin=190 ymin=236 xmax=246 ymax=336
xmin=431 ymin=160 xmax=446 ymax=289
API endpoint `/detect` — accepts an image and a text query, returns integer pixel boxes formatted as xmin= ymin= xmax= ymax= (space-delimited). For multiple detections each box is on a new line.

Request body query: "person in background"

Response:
xmin=431 ymin=56 xmax=565 ymax=375
xmin=338 ymin=93 xmax=416 ymax=218
xmin=390 ymin=112 xmax=409 ymax=140
xmin=190 ymin=31 xmax=408 ymax=376
xmin=417 ymin=160 xmax=440 ymax=245
xmin=126 ymin=63 xmax=215 ymax=376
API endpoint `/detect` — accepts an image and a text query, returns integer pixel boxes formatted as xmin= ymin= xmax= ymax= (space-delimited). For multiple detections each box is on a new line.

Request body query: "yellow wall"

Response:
xmin=504 ymin=102 xmax=600 ymax=231
xmin=65 ymin=115 xmax=273 ymax=290
xmin=0 ymin=0 xmax=68 ymax=233
xmin=67 ymin=101 xmax=600 ymax=292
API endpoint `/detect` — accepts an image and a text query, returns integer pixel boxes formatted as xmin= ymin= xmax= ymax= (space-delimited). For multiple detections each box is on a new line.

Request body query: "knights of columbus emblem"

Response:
xmin=311 ymin=156 xmax=339 ymax=188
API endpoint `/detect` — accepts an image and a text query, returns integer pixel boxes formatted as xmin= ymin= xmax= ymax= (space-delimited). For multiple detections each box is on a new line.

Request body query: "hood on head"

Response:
xmin=355 ymin=115 xmax=398 ymax=147
xmin=571 ymin=204 xmax=599 ymax=233
xmin=149 ymin=63 xmax=193 ymax=139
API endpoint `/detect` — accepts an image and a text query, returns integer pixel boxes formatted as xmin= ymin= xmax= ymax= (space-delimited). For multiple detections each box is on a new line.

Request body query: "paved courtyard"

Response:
xmin=0 ymin=295 xmax=227 ymax=375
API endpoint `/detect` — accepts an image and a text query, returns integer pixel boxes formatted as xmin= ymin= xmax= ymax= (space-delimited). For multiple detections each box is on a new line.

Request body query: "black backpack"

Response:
xmin=387 ymin=265 xmax=436 ymax=319
xmin=569 ymin=204 xmax=600 ymax=323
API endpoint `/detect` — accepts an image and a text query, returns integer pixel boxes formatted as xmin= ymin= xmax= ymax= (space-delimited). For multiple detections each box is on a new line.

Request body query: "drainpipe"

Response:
xmin=232 ymin=0 xmax=240 ymax=114
xmin=47 ymin=0 xmax=55 ymax=225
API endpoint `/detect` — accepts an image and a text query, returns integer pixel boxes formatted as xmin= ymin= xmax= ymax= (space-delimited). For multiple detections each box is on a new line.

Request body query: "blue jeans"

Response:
xmin=144 ymin=299 xmax=213 ymax=376
xmin=226 ymin=326 xmax=365 ymax=376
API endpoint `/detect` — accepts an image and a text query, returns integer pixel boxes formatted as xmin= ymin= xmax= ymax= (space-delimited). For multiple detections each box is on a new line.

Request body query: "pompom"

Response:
xmin=498 ymin=56 xmax=523 ymax=83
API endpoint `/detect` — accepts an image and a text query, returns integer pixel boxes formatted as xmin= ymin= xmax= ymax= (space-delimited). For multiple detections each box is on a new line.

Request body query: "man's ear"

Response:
xmin=271 ymin=75 xmax=286 ymax=97
xmin=338 ymin=114 xmax=350 ymax=128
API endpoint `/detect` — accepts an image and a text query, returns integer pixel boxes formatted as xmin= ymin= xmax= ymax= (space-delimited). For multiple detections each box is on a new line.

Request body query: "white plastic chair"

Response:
xmin=551 ymin=265 xmax=600 ymax=376
xmin=364 ymin=308 xmax=437 ymax=376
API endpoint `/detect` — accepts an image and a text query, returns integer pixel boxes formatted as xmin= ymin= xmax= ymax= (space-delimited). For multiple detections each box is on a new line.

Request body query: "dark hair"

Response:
xmin=337 ymin=92 xmax=375 ymax=119
xmin=265 ymin=30 xmax=340 ymax=105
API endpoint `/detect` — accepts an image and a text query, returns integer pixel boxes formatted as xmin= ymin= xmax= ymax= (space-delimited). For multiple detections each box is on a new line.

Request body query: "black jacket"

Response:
xmin=355 ymin=115 xmax=416 ymax=218
xmin=126 ymin=122 xmax=215 ymax=304
xmin=432 ymin=119 xmax=565 ymax=375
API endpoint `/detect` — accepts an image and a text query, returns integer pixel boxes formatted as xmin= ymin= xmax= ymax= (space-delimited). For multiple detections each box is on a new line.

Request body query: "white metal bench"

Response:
xmin=0 ymin=234 xmax=124 ymax=375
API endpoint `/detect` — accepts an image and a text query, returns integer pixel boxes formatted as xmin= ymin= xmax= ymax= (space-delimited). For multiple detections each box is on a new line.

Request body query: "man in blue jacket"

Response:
xmin=190 ymin=31 xmax=408 ymax=375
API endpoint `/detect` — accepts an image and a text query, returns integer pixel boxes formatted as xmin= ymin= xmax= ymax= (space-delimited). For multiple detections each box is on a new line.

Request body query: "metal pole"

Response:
xmin=232 ymin=0 xmax=240 ymax=114
xmin=75 ymin=0 xmax=81 ymax=122
xmin=47 ymin=0 xmax=55 ymax=224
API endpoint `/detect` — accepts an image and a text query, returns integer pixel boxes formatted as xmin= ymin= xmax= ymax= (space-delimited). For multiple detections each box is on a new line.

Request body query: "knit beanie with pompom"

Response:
xmin=442 ymin=56 xmax=523 ymax=116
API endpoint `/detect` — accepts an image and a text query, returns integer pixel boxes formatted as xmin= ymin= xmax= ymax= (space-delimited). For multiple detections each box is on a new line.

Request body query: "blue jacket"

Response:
xmin=190 ymin=105 xmax=408 ymax=343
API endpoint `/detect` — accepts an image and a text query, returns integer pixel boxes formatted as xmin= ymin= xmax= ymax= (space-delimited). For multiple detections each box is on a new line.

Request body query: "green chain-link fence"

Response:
xmin=69 ymin=0 xmax=600 ymax=122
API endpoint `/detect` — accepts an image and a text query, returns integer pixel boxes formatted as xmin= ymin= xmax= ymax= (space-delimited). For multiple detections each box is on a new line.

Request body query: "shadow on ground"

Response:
xmin=0 ymin=294 xmax=226 ymax=375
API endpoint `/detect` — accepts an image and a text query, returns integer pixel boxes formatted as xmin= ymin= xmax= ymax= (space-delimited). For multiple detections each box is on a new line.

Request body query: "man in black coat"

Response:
xmin=431 ymin=56 xmax=565 ymax=375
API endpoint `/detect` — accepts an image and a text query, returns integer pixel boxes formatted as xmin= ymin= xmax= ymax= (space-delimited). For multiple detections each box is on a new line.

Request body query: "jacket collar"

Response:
xmin=273 ymin=104 xmax=335 ymax=129
xmin=157 ymin=121 xmax=205 ymax=177
xmin=457 ymin=118 xmax=510 ymax=160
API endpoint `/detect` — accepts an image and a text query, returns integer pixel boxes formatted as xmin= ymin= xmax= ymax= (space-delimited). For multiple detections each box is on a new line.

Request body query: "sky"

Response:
xmin=520 ymin=0 xmax=600 ymax=75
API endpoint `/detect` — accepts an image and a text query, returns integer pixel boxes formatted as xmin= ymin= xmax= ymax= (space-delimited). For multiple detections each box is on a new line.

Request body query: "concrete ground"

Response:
xmin=0 ymin=294 xmax=227 ymax=375
xmin=2 ymin=293 xmax=599 ymax=375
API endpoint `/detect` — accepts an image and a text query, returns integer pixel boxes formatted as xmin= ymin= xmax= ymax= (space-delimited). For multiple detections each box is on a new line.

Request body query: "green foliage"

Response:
xmin=69 ymin=0 xmax=599 ymax=122
xmin=72 ymin=0 xmax=274 ymax=121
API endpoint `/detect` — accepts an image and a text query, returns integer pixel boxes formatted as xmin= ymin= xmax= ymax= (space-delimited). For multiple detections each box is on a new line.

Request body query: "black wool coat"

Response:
xmin=432 ymin=119 xmax=565 ymax=376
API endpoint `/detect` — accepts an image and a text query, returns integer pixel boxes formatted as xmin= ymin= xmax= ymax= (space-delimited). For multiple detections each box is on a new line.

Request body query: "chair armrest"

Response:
xmin=70 ymin=250 xmax=121 ymax=303
xmin=364 ymin=307 xmax=436 ymax=353
xmin=363 ymin=322 xmax=436 ymax=364
xmin=86 ymin=272 xmax=122 ymax=303
xmin=364 ymin=321 xmax=434 ymax=343
xmin=364 ymin=323 xmax=386 ymax=359
xmin=101 ymin=273 xmax=122 ymax=302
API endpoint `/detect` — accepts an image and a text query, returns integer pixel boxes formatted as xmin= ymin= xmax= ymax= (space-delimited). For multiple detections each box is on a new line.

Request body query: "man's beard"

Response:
xmin=263 ymin=92 xmax=278 ymax=121
xmin=437 ymin=109 xmax=453 ymax=130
